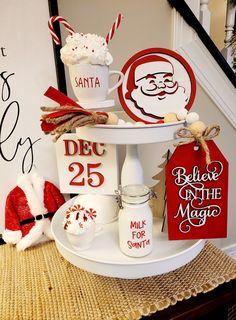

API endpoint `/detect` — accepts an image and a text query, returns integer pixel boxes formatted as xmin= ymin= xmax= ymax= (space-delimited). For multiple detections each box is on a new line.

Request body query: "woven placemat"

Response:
xmin=0 ymin=241 xmax=236 ymax=320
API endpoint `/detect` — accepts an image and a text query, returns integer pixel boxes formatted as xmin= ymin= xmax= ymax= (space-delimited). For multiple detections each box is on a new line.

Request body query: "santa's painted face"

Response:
xmin=120 ymin=50 xmax=196 ymax=123
xmin=136 ymin=72 xmax=178 ymax=98
xmin=129 ymin=60 xmax=189 ymax=119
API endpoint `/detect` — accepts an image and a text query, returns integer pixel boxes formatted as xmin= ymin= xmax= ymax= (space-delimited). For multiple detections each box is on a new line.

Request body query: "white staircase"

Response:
xmin=188 ymin=0 xmax=236 ymax=70
xmin=171 ymin=1 xmax=236 ymax=128
xmin=221 ymin=0 xmax=236 ymax=69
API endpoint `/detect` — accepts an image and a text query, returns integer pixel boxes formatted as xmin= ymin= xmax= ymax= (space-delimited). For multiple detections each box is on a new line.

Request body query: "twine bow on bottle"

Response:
xmin=175 ymin=125 xmax=220 ymax=165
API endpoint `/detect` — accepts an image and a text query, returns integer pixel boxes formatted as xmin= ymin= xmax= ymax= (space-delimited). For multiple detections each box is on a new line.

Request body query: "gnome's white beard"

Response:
xmin=131 ymin=86 xmax=188 ymax=118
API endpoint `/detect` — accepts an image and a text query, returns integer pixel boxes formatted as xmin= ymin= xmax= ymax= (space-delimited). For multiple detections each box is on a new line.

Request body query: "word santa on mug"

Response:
xmin=118 ymin=48 xmax=196 ymax=123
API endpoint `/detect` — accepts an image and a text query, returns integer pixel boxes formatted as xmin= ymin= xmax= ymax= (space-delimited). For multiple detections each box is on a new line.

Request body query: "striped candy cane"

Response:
xmin=106 ymin=14 xmax=124 ymax=44
xmin=48 ymin=16 xmax=75 ymax=45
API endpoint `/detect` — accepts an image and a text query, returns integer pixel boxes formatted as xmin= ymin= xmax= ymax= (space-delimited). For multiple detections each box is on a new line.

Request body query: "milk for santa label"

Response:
xmin=119 ymin=210 xmax=153 ymax=257
xmin=166 ymin=141 xmax=228 ymax=240
xmin=127 ymin=220 xmax=151 ymax=250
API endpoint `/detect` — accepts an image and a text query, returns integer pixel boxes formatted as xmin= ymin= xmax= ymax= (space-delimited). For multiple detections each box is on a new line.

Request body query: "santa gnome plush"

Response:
xmin=2 ymin=172 xmax=65 ymax=251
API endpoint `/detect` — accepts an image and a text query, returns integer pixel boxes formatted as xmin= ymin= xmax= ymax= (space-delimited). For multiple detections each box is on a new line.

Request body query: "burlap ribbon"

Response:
xmin=175 ymin=124 xmax=220 ymax=165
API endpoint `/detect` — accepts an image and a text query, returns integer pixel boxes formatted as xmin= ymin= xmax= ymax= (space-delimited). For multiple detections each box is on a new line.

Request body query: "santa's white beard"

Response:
xmin=131 ymin=86 xmax=188 ymax=118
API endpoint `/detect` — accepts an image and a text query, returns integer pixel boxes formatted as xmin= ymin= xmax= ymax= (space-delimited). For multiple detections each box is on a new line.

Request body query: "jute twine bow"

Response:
xmin=40 ymin=87 xmax=110 ymax=142
xmin=175 ymin=124 xmax=220 ymax=165
xmin=41 ymin=105 xmax=108 ymax=142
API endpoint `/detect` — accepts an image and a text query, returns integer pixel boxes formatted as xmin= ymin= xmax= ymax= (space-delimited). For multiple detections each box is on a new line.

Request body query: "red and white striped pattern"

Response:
xmin=48 ymin=16 xmax=75 ymax=45
xmin=106 ymin=14 xmax=124 ymax=44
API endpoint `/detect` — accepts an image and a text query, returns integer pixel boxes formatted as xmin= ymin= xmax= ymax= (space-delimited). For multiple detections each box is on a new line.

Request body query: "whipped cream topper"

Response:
xmin=63 ymin=204 xmax=96 ymax=235
xmin=60 ymin=33 xmax=113 ymax=66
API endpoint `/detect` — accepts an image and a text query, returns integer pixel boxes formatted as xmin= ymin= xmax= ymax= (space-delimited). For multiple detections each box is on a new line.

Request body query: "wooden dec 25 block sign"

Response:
xmin=56 ymin=133 xmax=118 ymax=195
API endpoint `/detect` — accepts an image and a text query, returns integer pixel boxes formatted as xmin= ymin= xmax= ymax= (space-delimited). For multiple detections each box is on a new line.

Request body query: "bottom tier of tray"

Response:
xmin=51 ymin=199 xmax=205 ymax=279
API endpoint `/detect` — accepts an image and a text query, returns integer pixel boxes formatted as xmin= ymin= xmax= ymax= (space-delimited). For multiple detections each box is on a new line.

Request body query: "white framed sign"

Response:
xmin=56 ymin=133 xmax=119 ymax=195
xmin=0 ymin=0 xmax=59 ymax=233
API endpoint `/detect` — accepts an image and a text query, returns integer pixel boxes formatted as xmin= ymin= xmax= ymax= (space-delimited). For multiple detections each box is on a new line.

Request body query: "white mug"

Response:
xmin=68 ymin=63 xmax=124 ymax=103
xmin=66 ymin=222 xmax=103 ymax=251
xmin=73 ymin=194 xmax=118 ymax=224
xmin=66 ymin=223 xmax=96 ymax=251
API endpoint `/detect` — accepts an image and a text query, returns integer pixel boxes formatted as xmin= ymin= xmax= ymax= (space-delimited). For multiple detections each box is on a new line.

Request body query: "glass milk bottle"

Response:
xmin=116 ymin=184 xmax=155 ymax=258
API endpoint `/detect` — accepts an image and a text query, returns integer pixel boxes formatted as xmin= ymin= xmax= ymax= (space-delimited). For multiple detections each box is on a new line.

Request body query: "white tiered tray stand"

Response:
xmin=52 ymin=118 xmax=205 ymax=279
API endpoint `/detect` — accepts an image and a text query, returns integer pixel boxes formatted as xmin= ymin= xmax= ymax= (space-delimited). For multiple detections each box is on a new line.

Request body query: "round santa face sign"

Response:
xmin=118 ymin=48 xmax=196 ymax=123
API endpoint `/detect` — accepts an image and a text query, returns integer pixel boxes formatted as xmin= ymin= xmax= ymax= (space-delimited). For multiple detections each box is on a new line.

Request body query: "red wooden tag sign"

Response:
xmin=166 ymin=141 xmax=228 ymax=240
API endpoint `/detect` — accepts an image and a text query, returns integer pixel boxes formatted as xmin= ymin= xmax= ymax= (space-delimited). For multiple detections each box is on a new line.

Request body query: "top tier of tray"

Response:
xmin=76 ymin=111 xmax=185 ymax=145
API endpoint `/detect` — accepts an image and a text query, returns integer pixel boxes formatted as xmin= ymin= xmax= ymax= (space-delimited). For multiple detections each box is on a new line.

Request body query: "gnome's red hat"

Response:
xmin=125 ymin=55 xmax=174 ymax=100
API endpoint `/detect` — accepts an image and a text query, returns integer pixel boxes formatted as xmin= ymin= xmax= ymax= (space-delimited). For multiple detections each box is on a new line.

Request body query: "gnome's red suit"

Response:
xmin=2 ymin=172 xmax=65 ymax=251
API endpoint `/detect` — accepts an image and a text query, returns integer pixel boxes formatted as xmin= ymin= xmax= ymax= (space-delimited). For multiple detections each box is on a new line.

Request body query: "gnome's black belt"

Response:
xmin=20 ymin=212 xmax=55 ymax=226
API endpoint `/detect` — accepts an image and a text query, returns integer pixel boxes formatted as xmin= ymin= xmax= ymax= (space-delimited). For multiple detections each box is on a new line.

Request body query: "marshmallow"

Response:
xmin=189 ymin=121 xmax=206 ymax=134
xmin=135 ymin=121 xmax=145 ymax=126
xmin=186 ymin=112 xmax=200 ymax=124
xmin=61 ymin=33 xmax=113 ymax=66
xmin=176 ymin=109 xmax=188 ymax=121
xmin=106 ymin=112 xmax=119 ymax=125
xmin=164 ymin=113 xmax=178 ymax=123
xmin=118 ymin=119 xmax=126 ymax=125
